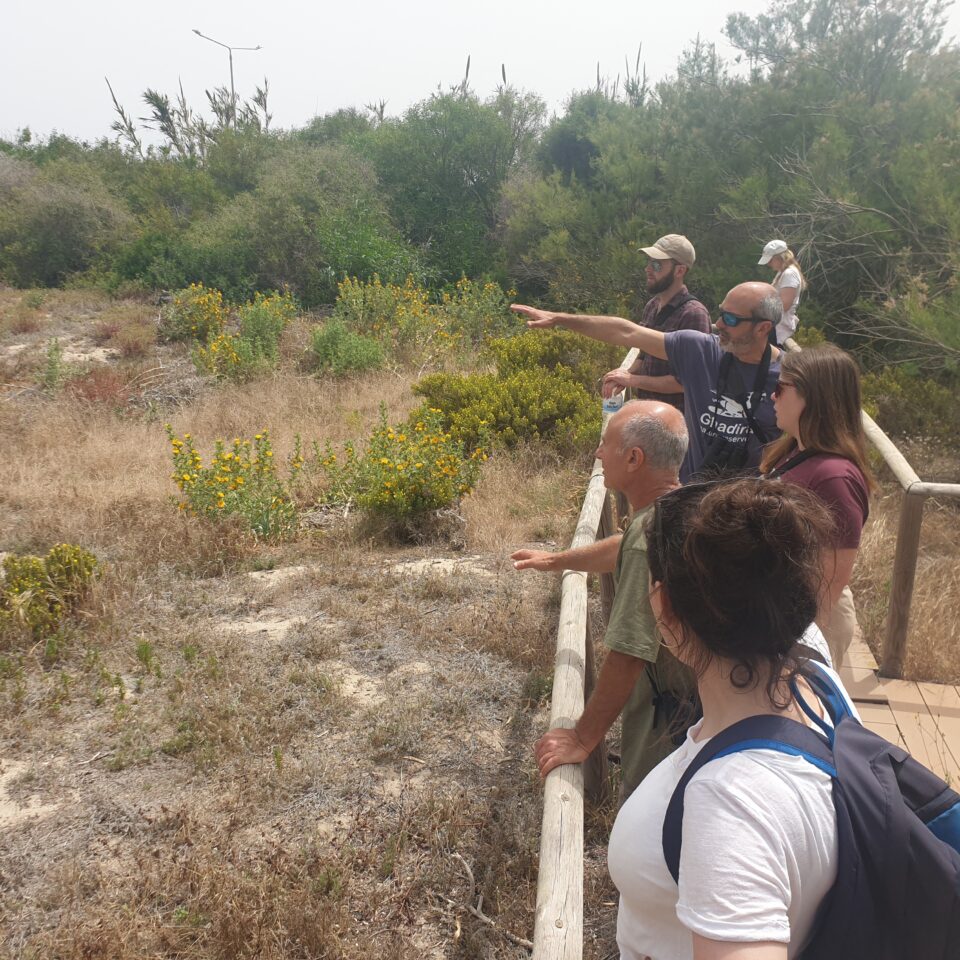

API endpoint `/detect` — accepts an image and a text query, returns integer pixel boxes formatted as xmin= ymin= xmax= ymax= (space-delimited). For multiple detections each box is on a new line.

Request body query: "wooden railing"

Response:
xmin=530 ymin=343 xmax=958 ymax=957
xmin=860 ymin=411 xmax=960 ymax=677
xmin=531 ymin=348 xmax=637 ymax=960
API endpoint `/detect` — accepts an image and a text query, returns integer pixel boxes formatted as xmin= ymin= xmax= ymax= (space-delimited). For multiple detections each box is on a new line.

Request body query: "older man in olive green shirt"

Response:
xmin=511 ymin=400 xmax=696 ymax=797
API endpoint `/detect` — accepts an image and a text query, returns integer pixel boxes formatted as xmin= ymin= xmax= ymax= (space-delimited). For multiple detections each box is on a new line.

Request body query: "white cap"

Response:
xmin=758 ymin=239 xmax=788 ymax=265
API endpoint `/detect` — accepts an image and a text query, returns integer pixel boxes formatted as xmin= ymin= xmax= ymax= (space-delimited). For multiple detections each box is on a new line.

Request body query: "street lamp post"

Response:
xmin=192 ymin=29 xmax=262 ymax=126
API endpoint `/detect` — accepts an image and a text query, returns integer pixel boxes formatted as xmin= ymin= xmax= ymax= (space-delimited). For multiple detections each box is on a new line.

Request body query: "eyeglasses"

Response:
xmin=647 ymin=259 xmax=675 ymax=274
xmin=771 ymin=379 xmax=796 ymax=399
xmin=717 ymin=310 xmax=760 ymax=327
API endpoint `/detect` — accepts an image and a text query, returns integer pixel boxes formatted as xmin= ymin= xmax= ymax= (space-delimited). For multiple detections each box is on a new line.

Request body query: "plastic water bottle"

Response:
xmin=602 ymin=393 xmax=624 ymax=414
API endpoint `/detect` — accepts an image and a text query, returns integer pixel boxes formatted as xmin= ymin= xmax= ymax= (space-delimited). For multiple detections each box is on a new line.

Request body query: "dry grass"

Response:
xmin=853 ymin=485 xmax=960 ymax=682
xmin=0 ymin=297 xmax=589 ymax=958
xmin=11 ymin=291 xmax=958 ymax=958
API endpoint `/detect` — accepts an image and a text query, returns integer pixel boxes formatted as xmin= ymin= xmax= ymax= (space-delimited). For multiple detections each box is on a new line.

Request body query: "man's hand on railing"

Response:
xmin=510 ymin=303 xmax=559 ymax=328
xmin=535 ymin=727 xmax=592 ymax=778
xmin=602 ymin=369 xmax=635 ymax=398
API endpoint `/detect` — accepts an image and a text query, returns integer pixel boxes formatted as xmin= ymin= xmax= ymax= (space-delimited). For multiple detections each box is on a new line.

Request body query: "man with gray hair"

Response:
xmin=511 ymin=400 xmax=696 ymax=797
xmin=512 ymin=282 xmax=783 ymax=480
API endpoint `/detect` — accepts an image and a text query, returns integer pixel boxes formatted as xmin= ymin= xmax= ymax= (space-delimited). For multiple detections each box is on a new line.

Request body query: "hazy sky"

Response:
xmin=4 ymin=0 xmax=959 ymax=144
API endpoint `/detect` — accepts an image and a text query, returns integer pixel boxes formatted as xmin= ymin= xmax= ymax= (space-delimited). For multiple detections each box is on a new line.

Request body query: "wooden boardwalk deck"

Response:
xmin=839 ymin=635 xmax=960 ymax=786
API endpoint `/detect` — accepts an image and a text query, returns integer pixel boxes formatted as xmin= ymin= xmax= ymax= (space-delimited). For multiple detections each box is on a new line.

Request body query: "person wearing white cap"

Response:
xmin=759 ymin=240 xmax=806 ymax=345
xmin=598 ymin=234 xmax=711 ymax=414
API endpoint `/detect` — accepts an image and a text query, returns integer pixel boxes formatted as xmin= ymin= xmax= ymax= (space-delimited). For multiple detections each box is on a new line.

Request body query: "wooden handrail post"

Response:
xmin=880 ymin=487 xmax=926 ymax=678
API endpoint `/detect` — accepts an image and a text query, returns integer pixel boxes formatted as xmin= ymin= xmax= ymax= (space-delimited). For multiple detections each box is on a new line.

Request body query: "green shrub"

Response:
xmin=158 ymin=283 xmax=227 ymax=343
xmin=861 ymin=367 xmax=959 ymax=441
xmin=1 ymin=544 xmax=98 ymax=644
xmin=166 ymin=427 xmax=302 ymax=538
xmin=317 ymin=406 xmax=483 ymax=522
xmin=310 ymin=320 xmax=384 ymax=375
xmin=236 ymin=291 xmax=298 ymax=361
xmin=484 ymin=329 xmax=622 ymax=391
xmin=413 ymin=368 xmax=599 ymax=454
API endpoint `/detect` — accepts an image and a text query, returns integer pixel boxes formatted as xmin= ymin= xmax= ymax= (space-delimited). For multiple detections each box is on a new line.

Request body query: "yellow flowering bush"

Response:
xmin=192 ymin=291 xmax=298 ymax=382
xmin=159 ymin=283 xmax=227 ymax=343
xmin=334 ymin=274 xmax=455 ymax=360
xmin=166 ymin=427 xmax=303 ymax=538
xmin=317 ymin=406 xmax=483 ymax=521
xmin=0 ymin=544 xmax=98 ymax=643
xmin=439 ymin=276 xmax=517 ymax=345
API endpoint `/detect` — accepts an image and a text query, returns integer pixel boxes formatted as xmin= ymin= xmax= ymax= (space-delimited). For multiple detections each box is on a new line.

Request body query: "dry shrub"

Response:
xmin=65 ymin=365 xmax=138 ymax=406
xmin=111 ymin=319 xmax=157 ymax=359
xmin=853 ymin=487 xmax=960 ymax=682
xmin=462 ymin=443 xmax=587 ymax=555
xmin=6 ymin=305 xmax=43 ymax=334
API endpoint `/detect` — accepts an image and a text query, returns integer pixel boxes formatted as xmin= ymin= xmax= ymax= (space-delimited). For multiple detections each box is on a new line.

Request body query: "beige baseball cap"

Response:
xmin=640 ymin=234 xmax=696 ymax=268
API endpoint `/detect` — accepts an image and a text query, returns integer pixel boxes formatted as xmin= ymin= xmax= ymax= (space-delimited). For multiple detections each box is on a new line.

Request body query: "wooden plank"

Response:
xmin=855 ymin=701 xmax=897 ymax=725
xmin=843 ymin=636 xmax=878 ymax=671
xmin=886 ymin=698 xmax=952 ymax=781
xmin=839 ymin=666 xmax=888 ymax=703
xmin=917 ymin=683 xmax=960 ymax=780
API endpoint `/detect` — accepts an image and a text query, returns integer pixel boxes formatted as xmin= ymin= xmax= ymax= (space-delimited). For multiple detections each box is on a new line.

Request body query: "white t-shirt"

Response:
xmin=774 ymin=264 xmax=802 ymax=343
xmin=607 ymin=664 xmax=858 ymax=960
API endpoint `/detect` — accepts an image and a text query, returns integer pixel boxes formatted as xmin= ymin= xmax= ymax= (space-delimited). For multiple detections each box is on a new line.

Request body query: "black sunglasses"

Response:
xmin=717 ymin=310 xmax=761 ymax=327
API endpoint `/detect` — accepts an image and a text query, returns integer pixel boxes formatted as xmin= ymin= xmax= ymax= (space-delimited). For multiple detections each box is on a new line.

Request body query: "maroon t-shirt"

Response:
xmin=777 ymin=453 xmax=869 ymax=548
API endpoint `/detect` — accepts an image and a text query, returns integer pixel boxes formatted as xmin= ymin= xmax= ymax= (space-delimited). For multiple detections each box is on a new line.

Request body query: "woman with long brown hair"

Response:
xmin=760 ymin=343 xmax=875 ymax=665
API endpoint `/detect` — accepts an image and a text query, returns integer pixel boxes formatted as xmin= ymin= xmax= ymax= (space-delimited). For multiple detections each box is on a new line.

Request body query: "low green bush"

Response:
xmin=310 ymin=320 xmax=384 ymax=375
xmin=484 ymin=329 xmax=622 ymax=391
xmin=1 ymin=544 xmax=98 ymax=644
xmin=412 ymin=368 xmax=599 ymax=454
xmin=236 ymin=291 xmax=298 ymax=362
xmin=861 ymin=367 xmax=959 ymax=441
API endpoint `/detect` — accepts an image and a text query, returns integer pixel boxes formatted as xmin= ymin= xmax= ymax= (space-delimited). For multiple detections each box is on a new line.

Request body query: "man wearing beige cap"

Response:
xmin=599 ymin=234 xmax=710 ymax=413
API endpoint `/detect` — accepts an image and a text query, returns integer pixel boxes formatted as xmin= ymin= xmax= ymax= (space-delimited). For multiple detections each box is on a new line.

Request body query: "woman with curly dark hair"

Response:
xmin=608 ymin=478 xmax=859 ymax=960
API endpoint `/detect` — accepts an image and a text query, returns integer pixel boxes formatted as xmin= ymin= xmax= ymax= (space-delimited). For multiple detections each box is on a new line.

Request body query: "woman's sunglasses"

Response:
xmin=771 ymin=379 xmax=796 ymax=399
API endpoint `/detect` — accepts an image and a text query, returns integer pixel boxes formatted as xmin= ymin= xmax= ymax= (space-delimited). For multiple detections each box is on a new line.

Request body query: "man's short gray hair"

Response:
xmin=754 ymin=293 xmax=783 ymax=326
xmin=619 ymin=410 xmax=688 ymax=471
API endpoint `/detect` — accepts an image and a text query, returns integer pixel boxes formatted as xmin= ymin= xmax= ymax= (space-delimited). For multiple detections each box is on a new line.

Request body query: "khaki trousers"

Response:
xmin=817 ymin=585 xmax=858 ymax=668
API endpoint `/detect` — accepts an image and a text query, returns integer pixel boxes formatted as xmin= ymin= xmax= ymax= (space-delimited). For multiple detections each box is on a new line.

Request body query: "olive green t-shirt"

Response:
xmin=605 ymin=507 xmax=697 ymax=796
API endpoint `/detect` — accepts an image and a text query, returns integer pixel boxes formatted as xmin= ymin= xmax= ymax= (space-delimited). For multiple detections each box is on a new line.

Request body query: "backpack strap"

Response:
xmin=662 ymin=714 xmax=836 ymax=884
xmin=648 ymin=293 xmax=698 ymax=331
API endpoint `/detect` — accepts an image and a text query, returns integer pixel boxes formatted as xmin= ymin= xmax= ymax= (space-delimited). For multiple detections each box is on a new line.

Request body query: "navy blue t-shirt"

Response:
xmin=665 ymin=331 xmax=781 ymax=481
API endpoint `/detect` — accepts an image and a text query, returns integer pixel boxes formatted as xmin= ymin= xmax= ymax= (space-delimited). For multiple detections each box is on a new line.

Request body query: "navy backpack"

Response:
xmin=662 ymin=663 xmax=960 ymax=960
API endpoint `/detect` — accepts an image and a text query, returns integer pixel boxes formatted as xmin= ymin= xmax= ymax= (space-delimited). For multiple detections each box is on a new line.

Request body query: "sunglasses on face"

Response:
xmin=647 ymin=259 xmax=675 ymax=274
xmin=717 ymin=310 xmax=760 ymax=327
xmin=771 ymin=379 xmax=796 ymax=399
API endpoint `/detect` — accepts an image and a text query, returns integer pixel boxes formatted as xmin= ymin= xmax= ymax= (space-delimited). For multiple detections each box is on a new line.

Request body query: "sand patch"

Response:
xmin=390 ymin=556 xmax=494 ymax=579
xmin=0 ymin=759 xmax=60 ymax=829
